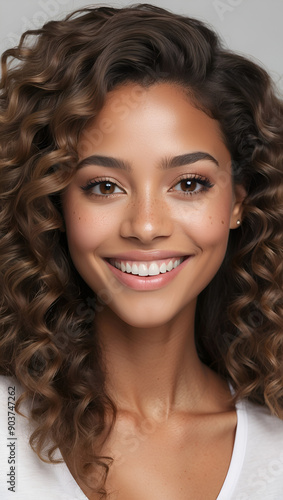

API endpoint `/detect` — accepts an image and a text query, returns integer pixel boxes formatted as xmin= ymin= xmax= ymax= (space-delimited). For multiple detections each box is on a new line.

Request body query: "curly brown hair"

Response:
xmin=0 ymin=3 xmax=282 ymax=496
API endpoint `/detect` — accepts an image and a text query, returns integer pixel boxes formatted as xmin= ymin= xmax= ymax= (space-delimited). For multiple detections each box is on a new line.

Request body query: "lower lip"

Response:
xmin=104 ymin=257 xmax=192 ymax=291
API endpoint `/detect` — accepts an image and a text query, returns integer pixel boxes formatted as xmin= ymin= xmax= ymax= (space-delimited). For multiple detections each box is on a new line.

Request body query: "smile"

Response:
xmin=108 ymin=257 xmax=185 ymax=277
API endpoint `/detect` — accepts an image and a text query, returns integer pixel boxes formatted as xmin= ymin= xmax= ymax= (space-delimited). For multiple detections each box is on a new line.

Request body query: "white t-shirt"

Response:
xmin=1 ymin=375 xmax=283 ymax=499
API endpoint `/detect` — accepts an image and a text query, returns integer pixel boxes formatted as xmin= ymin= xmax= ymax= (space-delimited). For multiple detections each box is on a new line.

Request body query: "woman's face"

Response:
xmin=62 ymin=83 xmax=244 ymax=328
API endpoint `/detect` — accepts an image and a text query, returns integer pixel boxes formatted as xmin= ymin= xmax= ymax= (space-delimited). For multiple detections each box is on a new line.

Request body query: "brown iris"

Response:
xmin=180 ymin=179 xmax=197 ymax=192
xmin=99 ymin=181 xmax=115 ymax=194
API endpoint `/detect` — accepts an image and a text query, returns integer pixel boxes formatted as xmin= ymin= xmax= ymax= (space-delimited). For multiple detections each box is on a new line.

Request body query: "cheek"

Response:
xmin=67 ymin=217 xmax=109 ymax=254
xmin=190 ymin=219 xmax=229 ymax=250
xmin=63 ymin=197 xmax=118 ymax=255
xmin=176 ymin=194 xmax=233 ymax=250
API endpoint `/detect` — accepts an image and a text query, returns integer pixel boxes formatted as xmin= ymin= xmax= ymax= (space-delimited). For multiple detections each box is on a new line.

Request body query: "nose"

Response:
xmin=120 ymin=192 xmax=173 ymax=244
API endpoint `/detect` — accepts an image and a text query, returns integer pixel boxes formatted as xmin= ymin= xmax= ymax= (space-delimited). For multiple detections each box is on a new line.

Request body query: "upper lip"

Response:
xmin=105 ymin=250 xmax=190 ymax=261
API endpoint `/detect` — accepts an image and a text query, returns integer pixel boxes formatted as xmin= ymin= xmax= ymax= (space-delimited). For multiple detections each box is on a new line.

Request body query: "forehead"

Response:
xmin=78 ymin=82 xmax=230 ymax=165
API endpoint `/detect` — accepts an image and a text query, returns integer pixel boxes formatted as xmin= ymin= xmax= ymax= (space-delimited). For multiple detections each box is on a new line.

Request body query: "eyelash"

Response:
xmin=81 ymin=177 xmax=124 ymax=197
xmin=169 ymin=174 xmax=214 ymax=195
xmin=80 ymin=175 xmax=214 ymax=197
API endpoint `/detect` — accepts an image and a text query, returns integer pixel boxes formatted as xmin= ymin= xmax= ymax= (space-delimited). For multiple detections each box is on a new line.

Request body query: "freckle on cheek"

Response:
xmin=221 ymin=220 xmax=224 ymax=224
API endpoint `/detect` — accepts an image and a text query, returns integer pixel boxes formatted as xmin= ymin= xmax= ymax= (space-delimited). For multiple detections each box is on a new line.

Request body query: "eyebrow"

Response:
xmin=77 ymin=155 xmax=131 ymax=171
xmin=77 ymin=151 xmax=219 ymax=171
xmin=161 ymin=152 xmax=219 ymax=169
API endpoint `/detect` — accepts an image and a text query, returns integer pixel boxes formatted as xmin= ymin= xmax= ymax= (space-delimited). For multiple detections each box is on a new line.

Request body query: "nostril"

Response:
xmin=119 ymin=207 xmax=173 ymax=242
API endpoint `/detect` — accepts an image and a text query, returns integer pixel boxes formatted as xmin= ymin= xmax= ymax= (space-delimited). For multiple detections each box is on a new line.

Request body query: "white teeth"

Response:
xmin=138 ymin=263 xmax=148 ymax=276
xmin=148 ymin=262 xmax=160 ymax=276
xmin=112 ymin=258 xmax=184 ymax=276
xmin=167 ymin=260 xmax=173 ymax=271
xmin=132 ymin=263 xmax=139 ymax=275
xmin=160 ymin=263 xmax=167 ymax=274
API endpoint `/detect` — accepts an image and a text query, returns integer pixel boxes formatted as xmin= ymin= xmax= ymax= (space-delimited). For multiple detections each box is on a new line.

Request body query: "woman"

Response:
xmin=0 ymin=4 xmax=282 ymax=499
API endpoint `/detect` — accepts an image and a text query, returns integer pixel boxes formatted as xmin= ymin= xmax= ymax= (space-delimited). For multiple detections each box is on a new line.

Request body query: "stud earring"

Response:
xmin=236 ymin=220 xmax=241 ymax=226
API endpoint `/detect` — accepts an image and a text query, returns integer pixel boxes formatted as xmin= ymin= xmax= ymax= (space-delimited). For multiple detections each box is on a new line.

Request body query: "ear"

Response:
xmin=230 ymin=183 xmax=247 ymax=229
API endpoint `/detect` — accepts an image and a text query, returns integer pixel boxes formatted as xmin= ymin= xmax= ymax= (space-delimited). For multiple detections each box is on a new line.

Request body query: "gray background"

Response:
xmin=0 ymin=0 xmax=282 ymax=92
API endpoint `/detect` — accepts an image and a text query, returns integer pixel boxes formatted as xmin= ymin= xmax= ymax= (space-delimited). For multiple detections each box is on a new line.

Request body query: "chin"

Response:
xmin=108 ymin=301 xmax=185 ymax=330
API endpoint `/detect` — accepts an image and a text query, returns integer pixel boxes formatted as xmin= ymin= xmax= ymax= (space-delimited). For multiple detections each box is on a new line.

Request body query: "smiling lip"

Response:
xmin=104 ymin=253 xmax=192 ymax=291
xmin=105 ymin=250 xmax=188 ymax=261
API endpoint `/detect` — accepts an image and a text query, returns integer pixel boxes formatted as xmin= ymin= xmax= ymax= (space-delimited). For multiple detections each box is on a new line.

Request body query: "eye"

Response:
xmin=171 ymin=175 xmax=214 ymax=194
xmin=92 ymin=181 xmax=123 ymax=195
xmin=81 ymin=179 xmax=125 ymax=196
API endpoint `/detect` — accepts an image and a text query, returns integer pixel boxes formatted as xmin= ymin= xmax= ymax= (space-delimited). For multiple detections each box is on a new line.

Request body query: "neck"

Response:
xmin=95 ymin=303 xmax=211 ymax=420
